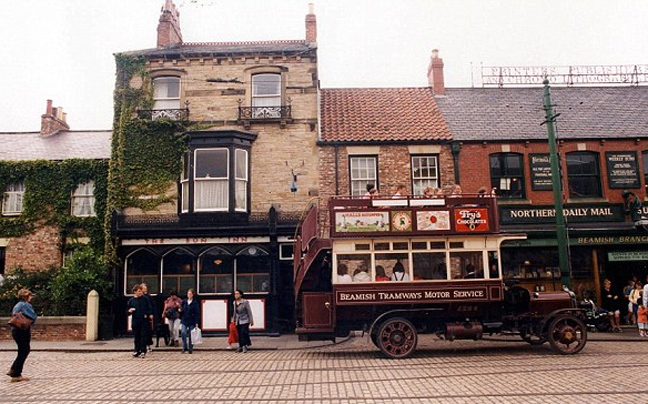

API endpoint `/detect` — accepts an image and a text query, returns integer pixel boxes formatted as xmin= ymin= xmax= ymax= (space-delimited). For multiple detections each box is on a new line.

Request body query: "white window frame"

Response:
xmin=181 ymin=152 xmax=190 ymax=213
xmin=2 ymin=181 xmax=25 ymax=216
xmin=411 ymin=155 xmax=439 ymax=196
xmin=153 ymin=76 xmax=181 ymax=110
xmin=194 ymin=148 xmax=229 ymax=212
xmin=71 ymin=181 xmax=96 ymax=217
xmin=252 ymin=73 xmax=281 ymax=107
xmin=350 ymin=156 xmax=377 ymax=197
xmin=234 ymin=149 xmax=248 ymax=212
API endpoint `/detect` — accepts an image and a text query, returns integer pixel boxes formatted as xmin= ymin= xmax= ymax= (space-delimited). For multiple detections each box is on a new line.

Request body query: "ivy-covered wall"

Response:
xmin=106 ymin=54 xmax=189 ymax=260
xmin=0 ymin=159 xmax=108 ymax=253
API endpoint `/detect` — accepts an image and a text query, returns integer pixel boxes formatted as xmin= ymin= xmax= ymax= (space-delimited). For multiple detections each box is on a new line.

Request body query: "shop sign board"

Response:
xmin=605 ymin=151 xmax=640 ymax=189
xmin=503 ymin=235 xmax=648 ymax=248
xmin=500 ymin=204 xmax=625 ymax=224
xmin=608 ymin=251 xmax=648 ymax=261
xmin=529 ymin=153 xmax=553 ymax=191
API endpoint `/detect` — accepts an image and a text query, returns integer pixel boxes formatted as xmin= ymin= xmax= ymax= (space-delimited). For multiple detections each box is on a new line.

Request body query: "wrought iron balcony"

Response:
xmin=238 ymin=105 xmax=292 ymax=120
xmin=137 ymin=107 xmax=190 ymax=121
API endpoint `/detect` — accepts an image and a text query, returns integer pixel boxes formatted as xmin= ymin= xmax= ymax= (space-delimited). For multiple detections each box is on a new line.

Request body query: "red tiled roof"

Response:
xmin=320 ymin=88 xmax=452 ymax=142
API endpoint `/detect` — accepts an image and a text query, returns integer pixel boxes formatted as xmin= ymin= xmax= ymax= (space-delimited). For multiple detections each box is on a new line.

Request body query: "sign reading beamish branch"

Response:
xmin=500 ymin=204 xmax=625 ymax=224
xmin=336 ymin=286 xmax=490 ymax=305
xmin=529 ymin=153 xmax=553 ymax=191
xmin=605 ymin=151 xmax=640 ymax=189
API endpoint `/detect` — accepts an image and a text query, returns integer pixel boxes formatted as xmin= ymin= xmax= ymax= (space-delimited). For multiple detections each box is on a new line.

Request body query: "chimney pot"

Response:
xmin=46 ymin=99 xmax=53 ymax=115
xmin=428 ymin=49 xmax=445 ymax=96
xmin=157 ymin=0 xmax=183 ymax=48
xmin=305 ymin=3 xmax=317 ymax=43
xmin=40 ymin=100 xmax=70 ymax=135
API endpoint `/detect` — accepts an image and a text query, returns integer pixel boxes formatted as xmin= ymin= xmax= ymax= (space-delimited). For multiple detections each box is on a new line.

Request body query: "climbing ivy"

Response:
xmin=105 ymin=54 xmax=190 ymax=261
xmin=0 ymin=159 xmax=108 ymax=252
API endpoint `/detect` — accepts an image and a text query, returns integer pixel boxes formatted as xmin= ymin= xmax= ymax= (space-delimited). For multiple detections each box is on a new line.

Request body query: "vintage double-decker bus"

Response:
xmin=293 ymin=195 xmax=587 ymax=358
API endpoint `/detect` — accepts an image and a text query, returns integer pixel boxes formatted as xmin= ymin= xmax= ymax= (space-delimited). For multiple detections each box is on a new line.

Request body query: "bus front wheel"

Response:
xmin=376 ymin=317 xmax=418 ymax=359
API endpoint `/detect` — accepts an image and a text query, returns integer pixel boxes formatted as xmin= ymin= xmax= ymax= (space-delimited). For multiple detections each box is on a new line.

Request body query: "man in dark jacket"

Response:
xmin=128 ymin=284 xmax=153 ymax=358
xmin=141 ymin=283 xmax=156 ymax=351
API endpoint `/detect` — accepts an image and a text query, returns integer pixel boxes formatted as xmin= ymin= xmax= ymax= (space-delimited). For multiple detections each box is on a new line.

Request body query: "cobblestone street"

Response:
xmin=1 ymin=335 xmax=645 ymax=403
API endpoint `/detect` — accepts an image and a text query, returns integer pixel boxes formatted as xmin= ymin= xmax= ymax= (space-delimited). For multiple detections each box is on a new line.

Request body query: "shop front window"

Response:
xmin=199 ymin=247 xmax=234 ymax=294
xmin=236 ymin=246 xmax=270 ymax=294
xmin=490 ymin=153 xmax=525 ymax=199
xmin=126 ymin=249 xmax=160 ymax=295
xmin=162 ymin=248 xmax=196 ymax=295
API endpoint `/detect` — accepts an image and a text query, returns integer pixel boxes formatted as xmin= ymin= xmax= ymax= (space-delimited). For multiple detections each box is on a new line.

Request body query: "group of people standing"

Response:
xmin=127 ymin=285 xmax=254 ymax=357
xmin=597 ymin=277 xmax=648 ymax=336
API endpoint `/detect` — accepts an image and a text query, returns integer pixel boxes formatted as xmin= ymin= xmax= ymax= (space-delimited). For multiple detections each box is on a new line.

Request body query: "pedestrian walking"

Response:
xmin=233 ymin=289 xmax=254 ymax=353
xmin=7 ymin=289 xmax=37 ymax=382
xmin=128 ymin=284 xmax=152 ymax=358
xmin=180 ymin=288 xmax=200 ymax=354
xmin=637 ymin=302 xmax=648 ymax=337
xmin=140 ymin=283 xmax=155 ymax=352
xmin=162 ymin=290 xmax=182 ymax=347
xmin=629 ymin=282 xmax=642 ymax=325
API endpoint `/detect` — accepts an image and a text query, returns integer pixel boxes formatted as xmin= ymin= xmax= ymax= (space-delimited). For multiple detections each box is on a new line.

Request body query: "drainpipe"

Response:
xmin=334 ymin=144 xmax=340 ymax=195
xmin=450 ymin=141 xmax=461 ymax=184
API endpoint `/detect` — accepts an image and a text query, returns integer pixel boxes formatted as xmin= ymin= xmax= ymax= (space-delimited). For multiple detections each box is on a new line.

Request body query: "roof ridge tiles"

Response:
xmin=183 ymin=39 xmax=304 ymax=46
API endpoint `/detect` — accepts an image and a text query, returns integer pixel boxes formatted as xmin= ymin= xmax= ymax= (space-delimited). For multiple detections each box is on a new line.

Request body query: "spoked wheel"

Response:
xmin=376 ymin=318 xmax=417 ymax=359
xmin=520 ymin=325 xmax=547 ymax=346
xmin=547 ymin=315 xmax=587 ymax=355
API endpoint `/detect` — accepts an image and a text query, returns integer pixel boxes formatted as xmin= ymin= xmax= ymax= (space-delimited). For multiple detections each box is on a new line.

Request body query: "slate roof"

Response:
xmin=123 ymin=40 xmax=314 ymax=58
xmin=435 ymin=86 xmax=648 ymax=141
xmin=0 ymin=130 xmax=111 ymax=161
xmin=320 ymin=88 xmax=452 ymax=142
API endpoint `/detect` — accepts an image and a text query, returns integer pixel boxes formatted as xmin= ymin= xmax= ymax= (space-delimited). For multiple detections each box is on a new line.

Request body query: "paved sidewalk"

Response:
xmin=0 ymin=324 xmax=644 ymax=353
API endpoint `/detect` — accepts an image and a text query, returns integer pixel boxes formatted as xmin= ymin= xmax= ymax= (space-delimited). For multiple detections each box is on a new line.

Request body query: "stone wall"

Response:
xmin=127 ymin=55 xmax=319 ymax=217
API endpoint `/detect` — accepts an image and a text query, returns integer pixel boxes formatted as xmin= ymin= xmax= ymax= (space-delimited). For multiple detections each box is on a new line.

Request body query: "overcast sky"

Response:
xmin=1 ymin=0 xmax=646 ymax=132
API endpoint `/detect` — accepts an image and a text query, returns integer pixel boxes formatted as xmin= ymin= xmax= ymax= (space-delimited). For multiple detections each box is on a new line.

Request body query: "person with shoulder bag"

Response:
xmin=162 ymin=291 xmax=182 ymax=347
xmin=233 ymin=289 xmax=254 ymax=353
xmin=7 ymin=289 xmax=37 ymax=382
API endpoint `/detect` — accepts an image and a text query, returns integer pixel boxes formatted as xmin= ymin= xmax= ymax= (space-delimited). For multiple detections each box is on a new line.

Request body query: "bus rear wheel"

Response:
xmin=547 ymin=315 xmax=587 ymax=355
xmin=376 ymin=317 xmax=417 ymax=359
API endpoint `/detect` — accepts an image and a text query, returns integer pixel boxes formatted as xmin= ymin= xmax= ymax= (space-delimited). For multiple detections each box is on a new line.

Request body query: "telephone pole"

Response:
xmin=543 ymin=78 xmax=571 ymax=288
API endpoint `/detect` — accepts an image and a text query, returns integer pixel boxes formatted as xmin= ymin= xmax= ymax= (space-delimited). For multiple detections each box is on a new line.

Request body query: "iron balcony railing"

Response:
xmin=137 ymin=108 xmax=190 ymax=121
xmin=238 ymin=105 xmax=292 ymax=120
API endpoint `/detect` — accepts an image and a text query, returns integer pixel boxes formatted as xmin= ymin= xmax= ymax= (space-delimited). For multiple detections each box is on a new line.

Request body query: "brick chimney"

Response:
xmin=427 ymin=49 xmax=445 ymax=96
xmin=305 ymin=3 xmax=317 ymax=43
xmin=40 ymin=99 xmax=70 ymax=136
xmin=157 ymin=0 xmax=182 ymax=48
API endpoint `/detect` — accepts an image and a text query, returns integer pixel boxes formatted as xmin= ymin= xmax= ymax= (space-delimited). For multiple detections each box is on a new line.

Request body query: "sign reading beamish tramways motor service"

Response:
xmin=336 ymin=286 xmax=490 ymax=305
xmin=529 ymin=154 xmax=553 ymax=191
xmin=605 ymin=151 xmax=640 ymax=189
xmin=500 ymin=204 xmax=625 ymax=224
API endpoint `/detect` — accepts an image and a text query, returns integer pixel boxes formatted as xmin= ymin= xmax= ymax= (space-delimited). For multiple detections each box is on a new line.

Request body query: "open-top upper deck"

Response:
xmin=330 ymin=195 xmax=499 ymax=237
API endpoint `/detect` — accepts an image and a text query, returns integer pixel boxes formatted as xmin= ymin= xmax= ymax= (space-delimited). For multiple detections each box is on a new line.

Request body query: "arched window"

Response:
xmin=236 ymin=246 xmax=270 ymax=294
xmin=489 ymin=153 xmax=525 ymax=199
xmin=162 ymin=248 xmax=195 ymax=295
xmin=566 ymin=152 xmax=601 ymax=198
xmin=125 ymin=249 xmax=160 ymax=295
xmin=199 ymin=247 xmax=234 ymax=294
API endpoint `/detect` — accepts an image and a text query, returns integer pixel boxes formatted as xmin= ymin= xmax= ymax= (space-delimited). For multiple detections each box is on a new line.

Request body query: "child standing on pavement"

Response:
xmin=637 ymin=302 xmax=648 ymax=337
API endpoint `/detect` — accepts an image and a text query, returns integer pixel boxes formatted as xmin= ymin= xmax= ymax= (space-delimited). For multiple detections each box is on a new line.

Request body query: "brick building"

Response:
xmin=0 ymin=100 xmax=110 ymax=275
xmin=431 ymin=52 xmax=648 ymax=299
xmin=112 ymin=1 xmax=320 ymax=333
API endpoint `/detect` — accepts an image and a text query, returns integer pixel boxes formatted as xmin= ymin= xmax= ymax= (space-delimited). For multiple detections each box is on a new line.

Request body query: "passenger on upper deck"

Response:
xmin=337 ymin=264 xmax=352 ymax=283
xmin=375 ymin=266 xmax=389 ymax=282
xmin=392 ymin=185 xmax=407 ymax=199
xmin=390 ymin=262 xmax=410 ymax=281
xmin=353 ymin=264 xmax=371 ymax=282
xmin=363 ymin=183 xmax=377 ymax=199
xmin=423 ymin=187 xmax=442 ymax=198
xmin=448 ymin=184 xmax=462 ymax=198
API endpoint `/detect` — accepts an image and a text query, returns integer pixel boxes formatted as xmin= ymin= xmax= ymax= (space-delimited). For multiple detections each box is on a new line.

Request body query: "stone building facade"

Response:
xmin=113 ymin=1 xmax=320 ymax=334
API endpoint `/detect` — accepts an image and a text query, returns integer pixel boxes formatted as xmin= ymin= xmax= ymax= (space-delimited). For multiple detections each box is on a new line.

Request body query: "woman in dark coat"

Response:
xmin=233 ymin=289 xmax=254 ymax=353
xmin=128 ymin=284 xmax=153 ymax=358
xmin=180 ymin=288 xmax=200 ymax=354
xmin=8 ymin=288 xmax=37 ymax=382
